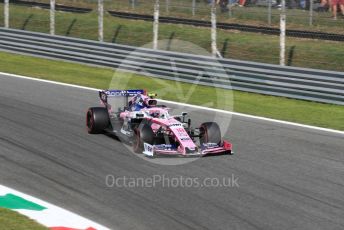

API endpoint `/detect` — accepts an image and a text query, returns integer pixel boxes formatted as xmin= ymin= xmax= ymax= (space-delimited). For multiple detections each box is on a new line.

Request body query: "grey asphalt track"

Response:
xmin=0 ymin=74 xmax=344 ymax=230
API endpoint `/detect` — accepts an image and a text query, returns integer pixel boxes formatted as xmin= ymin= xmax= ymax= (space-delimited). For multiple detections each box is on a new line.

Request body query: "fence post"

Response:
xmin=98 ymin=0 xmax=104 ymax=42
xmin=268 ymin=0 xmax=272 ymax=26
xmin=153 ymin=0 xmax=159 ymax=49
xmin=211 ymin=1 xmax=217 ymax=57
xmin=4 ymin=0 xmax=9 ymax=28
xmin=165 ymin=0 xmax=169 ymax=14
xmin=131 ymin=0 xmax=135 ymax=9
xmin=228 ymin=4 xmax=232 ymax=18
xmin=192 ymin=0 xmax=196 ymax=16
xmin=280 ymin=0 xmax=286 ymax=66
xmin=309 ymin=0 xmax=313 ymax=26
xmin=50 ymin=0 xmax=55 ymax=35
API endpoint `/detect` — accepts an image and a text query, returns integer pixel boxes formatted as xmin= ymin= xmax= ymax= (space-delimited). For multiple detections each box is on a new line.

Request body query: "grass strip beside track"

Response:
xmin=0 ymin=51 xmax=343 ymax=131
xmin=7 ymin=0 xmax=344 ymax=33
xmin=0 ymin=207 xmax=49 ymax=230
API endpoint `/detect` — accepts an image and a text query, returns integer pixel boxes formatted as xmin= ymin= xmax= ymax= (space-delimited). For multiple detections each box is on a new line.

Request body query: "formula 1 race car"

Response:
xmin=86 ymin=89 xmax=233 ymax=157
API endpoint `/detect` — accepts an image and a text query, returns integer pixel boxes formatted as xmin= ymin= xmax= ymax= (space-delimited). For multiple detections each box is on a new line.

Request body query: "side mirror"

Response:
xmin=182 ymin=112 xmax=188 ymax=116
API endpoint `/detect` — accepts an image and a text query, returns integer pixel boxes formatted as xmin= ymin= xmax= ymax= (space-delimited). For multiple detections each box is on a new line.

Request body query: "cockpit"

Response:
xmin=144 ymin=109 xmax=170 ymax=119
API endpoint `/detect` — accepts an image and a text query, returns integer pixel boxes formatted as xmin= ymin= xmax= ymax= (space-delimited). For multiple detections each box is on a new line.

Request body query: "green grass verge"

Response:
xmin=108 ymin=0 xmax=344 ymax=34
xmin=17 ymin=0 xmax=344 ymax=33
xmin=0 ymin=3 xmax=343 ymax=71
xmin=1 ymin=51 xmax=343 ymax=130
xmin=0 ymin=208 xmax=48 ymax=230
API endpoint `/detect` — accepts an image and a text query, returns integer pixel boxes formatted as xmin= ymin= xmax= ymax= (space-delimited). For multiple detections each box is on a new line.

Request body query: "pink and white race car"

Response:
xmin=86 ymin=89 xmax=233 ymax=157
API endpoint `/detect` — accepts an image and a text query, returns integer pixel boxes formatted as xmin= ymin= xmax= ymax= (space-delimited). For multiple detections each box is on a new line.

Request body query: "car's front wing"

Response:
xmin=142 ymin=141 xmax=232 ymax=157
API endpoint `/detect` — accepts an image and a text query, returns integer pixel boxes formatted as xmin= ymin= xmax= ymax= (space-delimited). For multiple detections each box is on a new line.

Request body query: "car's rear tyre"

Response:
xmin=199 ymin=122 xmax=221 ymax=145
xmin=133 ymin=123 xmax=154 ymax=153
xmin=86 ymin=107 xmax=110 ymax=134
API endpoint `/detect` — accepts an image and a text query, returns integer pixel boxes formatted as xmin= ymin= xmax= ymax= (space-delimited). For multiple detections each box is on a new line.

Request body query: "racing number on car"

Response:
xmin=176 ymin=128 xmax=188 ymax=137
xmin=143 ymin=143 xmax=154 ymax=156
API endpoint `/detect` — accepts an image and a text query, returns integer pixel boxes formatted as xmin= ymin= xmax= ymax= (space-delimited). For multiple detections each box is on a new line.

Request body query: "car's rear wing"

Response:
xmin=99 ymin=89 xmax=146 ymax=103
xmin=102 ymin=89 xmax=145 ymax=97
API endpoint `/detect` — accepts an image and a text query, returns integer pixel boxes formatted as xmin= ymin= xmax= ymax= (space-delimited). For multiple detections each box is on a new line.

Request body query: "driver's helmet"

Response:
xmin=137 ymin=97 xmax=144 ymax=106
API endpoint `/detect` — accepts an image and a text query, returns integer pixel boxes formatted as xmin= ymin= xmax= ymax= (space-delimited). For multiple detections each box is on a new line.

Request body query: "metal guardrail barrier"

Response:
xmin=0 ymin=27 xmax=343 ymax=105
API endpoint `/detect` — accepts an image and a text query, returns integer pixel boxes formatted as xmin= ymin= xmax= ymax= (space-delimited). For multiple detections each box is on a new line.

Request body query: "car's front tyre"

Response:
xmin=199 ymin=122 xmax=222 ymax=145
xmin=133 ymin=123 xmax=154 ymax=153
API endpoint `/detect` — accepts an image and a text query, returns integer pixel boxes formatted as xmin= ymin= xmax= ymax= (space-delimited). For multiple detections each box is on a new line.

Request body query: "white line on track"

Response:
xmin=1 ymin=71 xmax=343 ymax=135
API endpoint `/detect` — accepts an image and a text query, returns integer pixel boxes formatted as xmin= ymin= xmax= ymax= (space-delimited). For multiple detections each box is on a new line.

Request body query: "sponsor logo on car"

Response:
xmin=155 ymin=144 xmax=176 ymax=150
xmin=169 ymin=123 xmax=182 ymax=127
xmin=180 ymin=137 xmax=191 ymax=141
xmin=201 ymin=143 xmax=219 ymax=150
